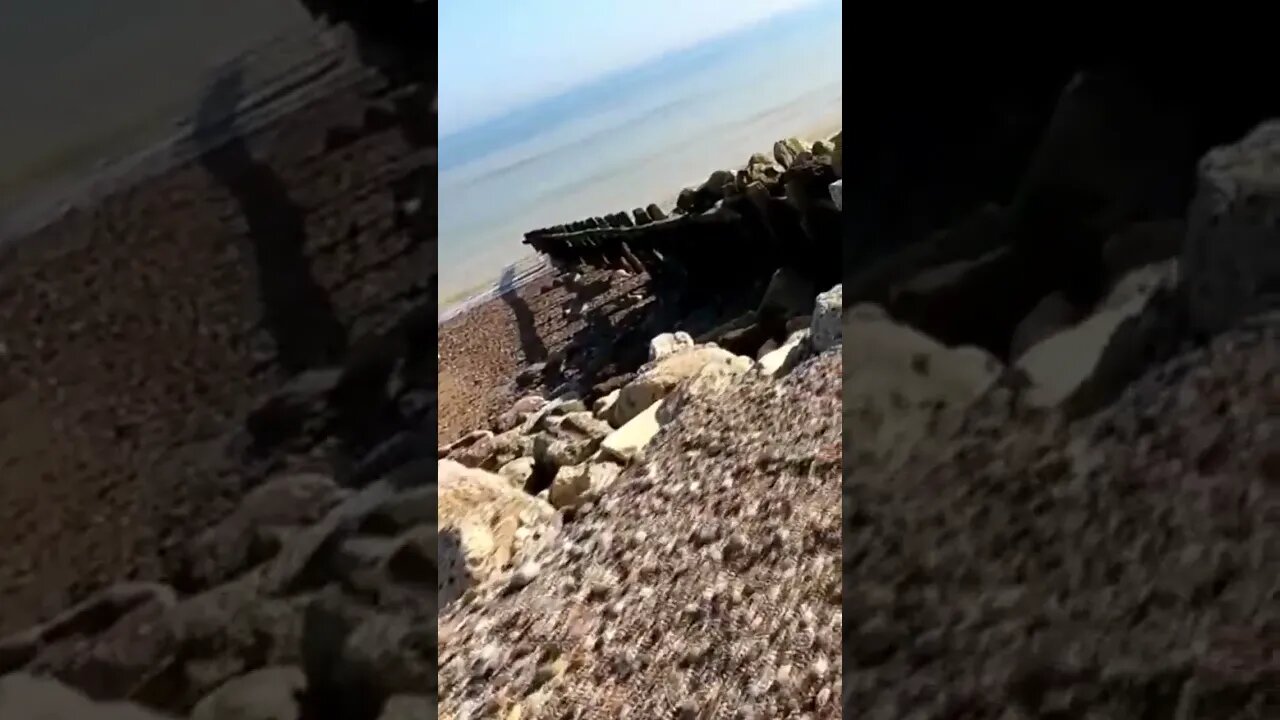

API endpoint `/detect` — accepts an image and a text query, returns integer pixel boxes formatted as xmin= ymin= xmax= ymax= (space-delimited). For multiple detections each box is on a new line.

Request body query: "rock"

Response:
xmin=1008 ymin=71 xmax=1197 ymax=307
xmin=16 ymin=583 xmax=180 ymax=701
xmin=648 ymin=331 xmax=694 ymax=362
xmin=515 ymin=362 xmax=545 ymax=388
xmin=886 ymin=245 xmax=1017 ymax=353
xmin=1018 ymin=260 xmax=1181 ymax=418
xmin=262 ymin=481 xmax=401 ymax=595
xmin=349 ymin=431 xmax=434 ymax=487
xmin=332 ymin=536 xmax=400 ymax=596
xmin=831 ymin=131 xmax=842 ymax=177
xmin=758 ymin=267 xmax=816 ymax=321
xmin=165 ymin=571 xmax=312 ymax=708
xmin=190 ymin=666 xmax=305 ymax=720
xmin=379 ymin=694 xmax=436 ymax=720
xmin=773 ymin=137 xmax=807 ymax=169
xmin=592 ymin=389 xmax=620 ymax=423
xmin=843 ymin=305 xmax=1003 ymax=473
xmin=518 ymin=395 xmax=585 ymax=435
xmin=1185 ymin=120 xmax=1280 ymax=337
xmin=810 ymin=284 xmax=843 ymax=351
xmin=511 ymin=395 xmax=547 ymax=415
xmin=447 ymin=428 xmax=531 ymax=471
xmin=339 ymin=612 xmax=435 ymax=696
xmin=297 ymin=599 xmax=431 ymax=720
xmin=436 ymin=429 xmax=492 ymax=459
xmin=829 ymin=180 xmax=843 ymax=210
xmin=675 ymin=188 xmax=699 ymax=214
xmin=742 ymin=153 xmax=783 ymax=188
xmin=188 ymin=473 xmax=347 ymax=587
xmin=698 ymin=170 xmax=735 ymax=200
xmin=0 ymin=674 xmax=172 ymax=720
xmin=1102 ymin=219 xmax=1184 ymax=287
xmin=496 ymin=395 xmax=547 ymax=432
xmin=531 ymin=412 xmax=610 ymax=470
xmin=655 ymin=354 xmax=753 ymax=426
xmin=811 ymin=140 xmax=832 ymax=157
xmin=758 ymin=329 xmax=811 ymax=378
xmin=245 ymin=367 xmax=343 ymax=447
xmin=549 ymin=461 xmax=623 ymax=510
xmin=497 ymin=456 xmax=536 ymax=489
xmin=645 ymin=203 xmax=666 ymax=222
xmin=756 ymin=338 xmax=778 ymax=359
xmin=599 ymin=401 xmax=663 ymax=465
xmin=437 ymin=460 xmax=559 ymax=606
xmin=611 ymin=346 xmax=740 ymax=426
xmin=382 ymin=525 xmax=438 ymax=591
xmin=1008 ymin=292 xmax=1083 ymax=361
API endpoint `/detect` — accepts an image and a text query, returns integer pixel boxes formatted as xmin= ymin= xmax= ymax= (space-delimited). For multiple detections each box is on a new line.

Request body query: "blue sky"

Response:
xmin=439 ymin=0 xmax=827 ymax=135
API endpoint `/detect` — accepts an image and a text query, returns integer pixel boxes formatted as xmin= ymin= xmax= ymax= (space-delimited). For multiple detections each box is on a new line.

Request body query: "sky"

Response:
xmin=438 ymin=0 xmax=827 ymax=136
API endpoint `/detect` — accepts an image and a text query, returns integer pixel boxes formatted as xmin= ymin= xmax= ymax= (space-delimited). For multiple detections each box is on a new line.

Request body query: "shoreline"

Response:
xmin=438 ymin=119 xmax=841 ymax=321
xmin=437 ymin=254 xmax=553 ymax=324
xmin=0 ymin=25 xmax=359 ymax=244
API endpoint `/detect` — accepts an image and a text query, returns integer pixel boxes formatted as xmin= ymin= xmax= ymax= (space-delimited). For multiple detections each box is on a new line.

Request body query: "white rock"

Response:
xmin=655 ymin=354 xmax=753 ymax=425
xmin=437 ymin=460 xmax=560 ymax=607
xmin=593 ymin=389 xmax=621 ymax=424
xmin=648 ymin=331 xmax=694 ymax=362
xmin=612 ymin=346 xmax=738 ymax=426
xmin=1018 ymin=260 xmax=1180 ymax=418
xmin=757 ymin=329 xmax=811 ymax=378
xmin=599 ymin=401 xmax=664 ymax=465
xmin=810 ymin=284 xmax=843 ymax=351
xmin=548 ymin=461 xmax=623 ymax=510
xmin=844 ymin=304 xmax=1003 ymax=474
xmin=497 ymin=456 xmax=536 ymax=489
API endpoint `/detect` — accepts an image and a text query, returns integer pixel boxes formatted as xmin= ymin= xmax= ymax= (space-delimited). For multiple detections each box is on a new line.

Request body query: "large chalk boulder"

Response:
xmin=843 ymin=304 xmax=1004 ymax=473
xmin=437 ymin=460 xmax=560 ymax=607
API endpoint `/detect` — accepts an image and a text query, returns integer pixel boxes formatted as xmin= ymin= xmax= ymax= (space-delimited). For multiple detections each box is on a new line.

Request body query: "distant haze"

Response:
xmin=439 ymin=0 xmax=828 ymax=136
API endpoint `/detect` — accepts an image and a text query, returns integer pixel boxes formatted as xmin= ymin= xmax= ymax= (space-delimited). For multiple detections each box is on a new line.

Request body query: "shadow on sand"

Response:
xmin=193 ymin=65 xmax=348 ymax=375
xmin=499 ymin=265 xmax=547 ymax=365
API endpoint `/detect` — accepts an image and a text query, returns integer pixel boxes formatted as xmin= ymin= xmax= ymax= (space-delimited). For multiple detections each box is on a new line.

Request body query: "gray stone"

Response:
xmin=191 ymin=666 xmax=305 ymax=720
xmin=497 ymin=456 xmax=536 ymax=489
xmin=188 ymin=473 xmax=346 ymax=587
xmin=1185 ymin=120 xmax=1280 ymax=336
xmin=810 ymin=284 xmax=843 ymax=351
xmin=773 ymin=138 xmax=807 ymax=169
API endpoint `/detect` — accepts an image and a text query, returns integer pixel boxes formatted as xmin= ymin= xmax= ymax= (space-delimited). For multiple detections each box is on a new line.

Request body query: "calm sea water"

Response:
xmin=437 ymin=2 xmax=843 ymax=308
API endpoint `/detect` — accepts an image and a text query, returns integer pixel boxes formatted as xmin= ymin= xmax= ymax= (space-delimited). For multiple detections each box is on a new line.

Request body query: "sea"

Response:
xmin=437 ymin=1 xmax=843 ymax=314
